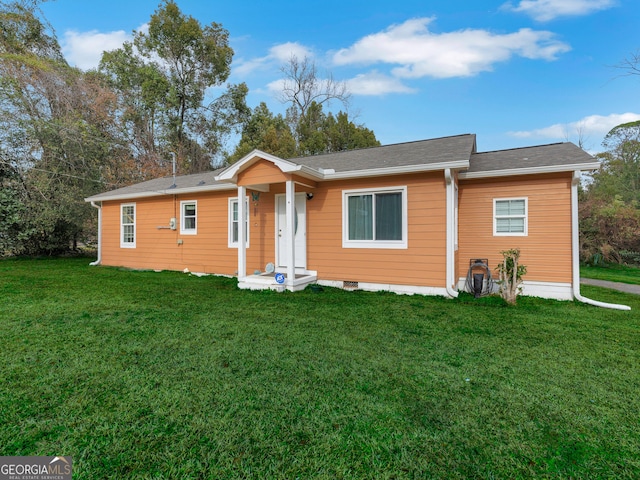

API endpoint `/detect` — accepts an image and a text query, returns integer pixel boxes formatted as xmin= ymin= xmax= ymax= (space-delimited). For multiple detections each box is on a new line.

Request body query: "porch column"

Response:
xmin=285 ymin=179 xmax=296 ymax=288
xmin=237 ymin=185 xmax=246 ymax=281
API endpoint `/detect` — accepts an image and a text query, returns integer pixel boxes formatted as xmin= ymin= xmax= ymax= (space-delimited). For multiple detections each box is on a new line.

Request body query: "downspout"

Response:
xmin=571 ymin=171 xmax=630 ymax=310
xmin=89 ymin=201 xmax=101 ymax=266
xmin=444 ymin=169 xmax=459 ymax=298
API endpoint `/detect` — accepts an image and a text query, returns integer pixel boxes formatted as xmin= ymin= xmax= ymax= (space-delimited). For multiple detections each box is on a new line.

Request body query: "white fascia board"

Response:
xmin=215 ymin=149 xmax=311 ymax=182
xmin=295 ymin=164 xmax=326 ymax=180
xmin=84 ymin=184 xmax=236 ymax=203
xmin=323 ymin=160 xmax=469 ymax=180
xmin=458 ymin=162 xmax=600 ymax=180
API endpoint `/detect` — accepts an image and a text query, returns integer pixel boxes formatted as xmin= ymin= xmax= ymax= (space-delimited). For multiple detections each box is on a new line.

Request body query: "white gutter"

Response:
xmin=85 ymin=183 xmax=235 ymax=203
xmin=444 ymin=169 xmax=459 ymax=298
xmin=459 ymin=161 xmax=600 ymax=180
xmin=89 ymin=201 xmax=102 ymax=266
xmin=571 ymin=171 xmax=630 ymax=310
xmin=325 ymin=160 xmax=470 ymax=180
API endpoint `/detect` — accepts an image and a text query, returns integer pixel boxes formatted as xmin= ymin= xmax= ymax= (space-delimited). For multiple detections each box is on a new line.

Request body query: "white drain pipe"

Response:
xmin=445 ymin=169 xmax=459 ymax=298
xmin=571 ymin=171 xmax=630 ymax=310
xmin=89 ymin=201 xmax=102 ymax=266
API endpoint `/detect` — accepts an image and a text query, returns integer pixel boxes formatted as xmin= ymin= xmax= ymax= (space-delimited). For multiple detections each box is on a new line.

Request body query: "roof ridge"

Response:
xmin=475 ymin=141 xmax=568 ymax=155
xmin=290 ymin=133 xmax=476 ymax=161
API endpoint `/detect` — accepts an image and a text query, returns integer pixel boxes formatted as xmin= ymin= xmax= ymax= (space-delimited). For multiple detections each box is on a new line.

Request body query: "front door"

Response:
xmin=276 ymin=193 xmax=307 ymax=269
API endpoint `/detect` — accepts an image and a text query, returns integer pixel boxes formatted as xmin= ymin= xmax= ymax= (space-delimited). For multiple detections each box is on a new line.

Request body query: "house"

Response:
xmin=85 ymin=133 xmax=616 ymax=304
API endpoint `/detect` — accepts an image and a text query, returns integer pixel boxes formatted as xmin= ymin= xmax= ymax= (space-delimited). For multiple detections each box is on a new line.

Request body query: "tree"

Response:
xmin=324 ymin=111 xmax=379 ymax=153
xmin=273 ymin=55 xmax=379 ymax=157
xmin=617 ymin=49 xmax=640 ymax=78
xmin=579 ymin=121 xmax=640 ymax=265
xmin=228 ymin=101 xmax=380 ymax=162
xmin=590 ymin=121 xmax=640 ymax=205
xmin=100 ymin=0 xmax=249 ymax=173
xmin=279 ymin=54 xmax=350 ymax=125
xmin=227 ymin=102 xmax=296 ymax=163
xmin=0 ymin=0 xmax=127 ymax=254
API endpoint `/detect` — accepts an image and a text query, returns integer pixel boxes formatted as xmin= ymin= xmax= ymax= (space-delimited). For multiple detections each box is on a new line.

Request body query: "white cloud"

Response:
xmin=61 ymin=29 xmax=132 ymax=70
xmin=502 ymin=0 xmax=616 ymax=22
xmin=332 ymin=17 xmax=570 ymax=79
xmin=265 ymin=78 xmax=287 ymax=96
xmin=269 ymin=42 xmax=313 ymax=63
xmin=346 ymin=71 xmax=416 ymax=96
xmin=508 ymin=112 xmax=640 ymax=148
xmin=234 ymin=42 xmax=313 ymax=76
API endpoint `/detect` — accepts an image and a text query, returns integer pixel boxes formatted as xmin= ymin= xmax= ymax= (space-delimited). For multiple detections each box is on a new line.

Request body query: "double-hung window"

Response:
xmin=180 ymin=201 xmax=197 ymax=235
xmin=120 ymin=203 xmax=136 ymax=248
xmin=494 ymin=198 xmax=527 ymax=236
xmin=343 ymin=186 xmax=407 ymax=249
xmin=228 ymin=197 xmax=249 ymax=247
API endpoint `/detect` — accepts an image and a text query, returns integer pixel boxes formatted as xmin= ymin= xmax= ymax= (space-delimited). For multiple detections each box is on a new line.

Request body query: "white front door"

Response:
xmin=276 ymin=193 xmax=307 ymax=269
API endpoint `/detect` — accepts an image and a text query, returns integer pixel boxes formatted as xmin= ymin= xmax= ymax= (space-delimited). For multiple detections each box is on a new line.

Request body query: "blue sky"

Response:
xmin=40 ymin=0 xmax=639 ymax=154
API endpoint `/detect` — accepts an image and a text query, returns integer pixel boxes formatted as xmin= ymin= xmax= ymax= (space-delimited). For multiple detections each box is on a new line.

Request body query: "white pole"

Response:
xmin=237 ymin=185 xmax=246 ymax=282
xmin=286 ymin=179 xmax=296 ymax=289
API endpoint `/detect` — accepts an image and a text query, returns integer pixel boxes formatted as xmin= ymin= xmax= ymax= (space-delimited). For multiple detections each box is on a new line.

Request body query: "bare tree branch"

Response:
xmin=278 ymin=55 xmax=351 ymax=118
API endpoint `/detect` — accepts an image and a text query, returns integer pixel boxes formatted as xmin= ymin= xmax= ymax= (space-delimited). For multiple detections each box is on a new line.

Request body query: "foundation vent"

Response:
xmin=343 ymin=281 xmax=359 ymax=290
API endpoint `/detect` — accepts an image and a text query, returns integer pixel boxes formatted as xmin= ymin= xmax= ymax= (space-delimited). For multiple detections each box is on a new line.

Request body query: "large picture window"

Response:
xmin=343 ymin=187 xmax=407 ymax=249
xmin=180 ymin=201 xmax=197 ymax=235
xmin=494 ymin=198 xmax=527 ymax=236
xmin=228 ymin=197 xmax=249 ymax=247
xmin=120 ymin=203 xmax=136 ymax=248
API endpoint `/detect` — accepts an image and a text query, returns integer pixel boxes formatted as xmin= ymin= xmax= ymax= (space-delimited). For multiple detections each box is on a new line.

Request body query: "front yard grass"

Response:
xmin=581 ymin=263 xmax=640 ymax=285
xmin=1 ymin=257 xmax=639 ymax=478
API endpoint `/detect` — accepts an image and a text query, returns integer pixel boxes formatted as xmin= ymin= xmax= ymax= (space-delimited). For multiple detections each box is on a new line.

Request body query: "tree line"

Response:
xmin=579 ymin=121 xmax=640 ymax=266
xmin=0 ymin=0 xmax=378 ymax=255
xmin=0 ymin=0 xmax=637 ymax=265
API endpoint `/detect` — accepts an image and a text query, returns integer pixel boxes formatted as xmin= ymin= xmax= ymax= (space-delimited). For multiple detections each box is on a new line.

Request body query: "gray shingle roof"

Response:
xmin=85 ymin=136 xmax=598 ymax=202
xmin=465 ymin=142 xmax=597 ymax=175
xmin=294 ymin=134 xmax=476 ymax=172
xmin=86 ymin=168 xmax=230 ymax=201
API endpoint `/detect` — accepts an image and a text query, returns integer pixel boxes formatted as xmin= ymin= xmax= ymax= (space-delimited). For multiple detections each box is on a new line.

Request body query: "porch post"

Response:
xmin=237 ymin=185 xmax=246 ymax=281
xmin=285 ymin=179 xmax=296 ymax=288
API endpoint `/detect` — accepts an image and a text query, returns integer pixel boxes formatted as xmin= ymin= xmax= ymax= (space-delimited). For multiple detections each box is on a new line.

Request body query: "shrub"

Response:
xmin=495 ymin=248 xmax=527 ymax=305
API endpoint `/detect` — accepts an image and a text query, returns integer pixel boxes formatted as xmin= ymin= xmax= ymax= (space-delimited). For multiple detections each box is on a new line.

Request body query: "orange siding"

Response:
xmin=238 ymin=160 xmax=289 ymax=186
xmin=306 ymin=173 xmax=447 ymax=287
xmin=457 ymin=173 xmax=572 ymax=284
xmin=98 ymin=168 xmax=572 ymax=289
xmin=100 ymin=189 xmax=275 ymax=276
xmin=99 ymin=172 xmax=448 ymax=287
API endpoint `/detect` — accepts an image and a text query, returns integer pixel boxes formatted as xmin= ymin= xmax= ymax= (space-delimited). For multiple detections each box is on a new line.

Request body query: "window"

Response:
xmin=494 ymin=198 xmax=527 ymax=236
xmin=120 ymin=203 xmax=136 ymax=248
xmin=343 ymin=186 xmax=407 ymax=249
xmin=228 ymin=197 xmax=249 ymax=247
xmin=180 ymin=201 xmax=197 ymax=234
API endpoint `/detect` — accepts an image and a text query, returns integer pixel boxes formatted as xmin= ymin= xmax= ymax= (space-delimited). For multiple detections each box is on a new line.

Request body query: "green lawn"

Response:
xmin=581 ymin=263 xmax=640 ymax=285
xmin=1 ymin=258 xmax=639 ymax=479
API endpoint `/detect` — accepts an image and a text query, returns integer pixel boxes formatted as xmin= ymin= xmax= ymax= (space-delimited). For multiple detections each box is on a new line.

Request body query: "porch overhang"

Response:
xmin=214 ymin=149 xmax=325 ymax=184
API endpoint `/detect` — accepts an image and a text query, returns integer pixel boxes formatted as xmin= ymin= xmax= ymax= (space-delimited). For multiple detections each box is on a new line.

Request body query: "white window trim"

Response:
xmin=180 ymin=200 xmax=197 ymax=235
xmin=120 ymin=202 xmax=136 ymax=248
xmin=494 ymin=197 xmax=528 ymax=236
xmin=228 ymin=197 xmax=250 ymax=248
xmin=342 ymin=186 xmax=408 ymax=249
